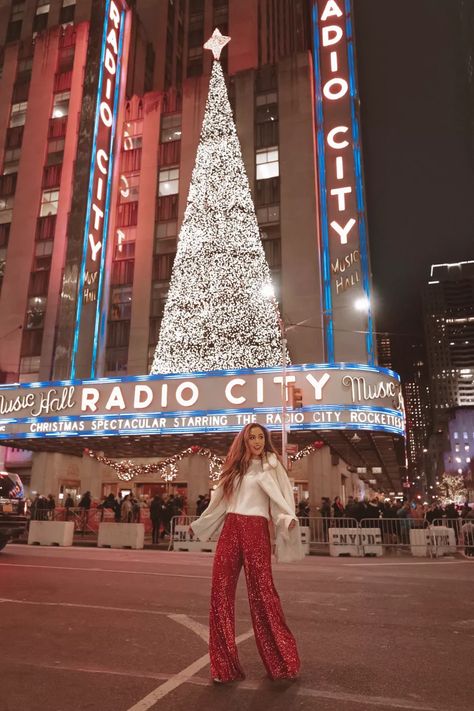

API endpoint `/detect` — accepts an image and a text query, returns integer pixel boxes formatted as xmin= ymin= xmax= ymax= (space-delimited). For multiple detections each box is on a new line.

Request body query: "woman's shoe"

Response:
xmin=212 ymin=673 xmax=245 ymax=684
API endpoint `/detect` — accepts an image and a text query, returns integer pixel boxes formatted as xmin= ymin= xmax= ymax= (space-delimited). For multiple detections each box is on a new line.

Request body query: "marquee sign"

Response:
xmin=312 ymin=0 xmax=375 ymax=364
xmin=72 ymin=0 xmax=129 ymax=378
xmin=0 ymin=364 xmax=404 ymax=441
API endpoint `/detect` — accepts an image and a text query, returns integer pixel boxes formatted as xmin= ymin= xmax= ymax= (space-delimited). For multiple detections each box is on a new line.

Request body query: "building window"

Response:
xmin=117 ymin=201 xmax=139 ymax=228
xmin=52 ymin=91 xmax=70 ymax=118
xmin=111 ymin=259 xmax=134 ymax=286
xmin=3 ymin=148 xmax=21 ymax=175
xmin=256 ymin=204 xmax=280 ymax=225
xmin=19 ymin=356 xmax=40 ymax=377
xmin=157 ymin=194 xmax=178 ymax=221
xmin=160 ymin=114 xmax=182 ymax=143
xmin=123 ymin=134 xmax=142 ymax=151
xmin=119 ymin=173 xmax=140 ymax=203
xmin=255 ymin=177 xmax=280 ymax=206
xmin=47 ymin=138 xmax=66 ymax=158
xmin=9 ymin=102 xmax=28 ymax=128
xmin=121 ymin=147 xmax=142 ymax=173
xmin=150 ymin=283 xmax=168 ymax=319
xmin=107 ymin=320 xmax=130 ymax=348
xmin=26 ymin=296 xmax=47 ymax=329
xmin=110 ymin=286 xmax=132 ymax=321
xmin=36 ymin=1 xmax=50 ymax=15
xmin=256 ymin=147 xmax=279 ymax=180
xmin=105 ymin=347 xmax=128 ymax=375
xmin=155 ymin=221 xmax=177 ymax=240
xmin=40 ymin=189 xmax=59 ymax=216
xmin=33 ymin=1 xmax=49 ymax=31
xmin=153 ymin=252 xmax=175 ymax=282
xmin=35 ymin=240 xmax=53 ymax=257
xmin=114 ymin=240 xmax=135 ymax=260
xmin=158 ymin=168 xmax=179 ymax=196
xmin=60 ymin=0 xmax=76 ymax=24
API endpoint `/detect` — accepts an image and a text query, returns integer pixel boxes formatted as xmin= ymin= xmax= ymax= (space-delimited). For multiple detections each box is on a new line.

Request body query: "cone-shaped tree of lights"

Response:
xmin=150 ymin=31 xmax=285 ymax=374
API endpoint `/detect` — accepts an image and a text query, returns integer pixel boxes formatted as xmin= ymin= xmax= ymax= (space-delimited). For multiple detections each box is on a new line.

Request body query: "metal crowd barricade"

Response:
xmin=167 ymin=514 xmax=472 ymax=558
xmin=169 ymin=514 xmax=218 ymax=552
xmin=360 ymin=517 xmax=430 ymax=556
xmin=305 ymin=516 xmax=359 ymax=552
xmin=53 ymin=507 xmax=102 ymax=539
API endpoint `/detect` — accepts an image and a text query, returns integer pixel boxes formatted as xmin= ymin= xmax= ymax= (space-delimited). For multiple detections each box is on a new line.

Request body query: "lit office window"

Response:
xmin=40 ymin=190 xmax=59 ymax=216
xmin=52 ymin=91 xmax=70 ymax=118
xmin=160 ymin=114 xmax=182 ymax=143
xmin=256 ymin=147 xmax=279 ymax=180
xmin=9 ymin=102 xmax=28 ymax=128
xmin=26 ymin=296 xmax=47 ymax=329
xmin=158 ymin=168 xmax=179 ymax=196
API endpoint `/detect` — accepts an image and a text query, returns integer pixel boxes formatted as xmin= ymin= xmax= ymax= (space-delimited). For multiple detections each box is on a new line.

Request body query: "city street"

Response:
xmin=0 ymin=546 xmax=472 ymax=711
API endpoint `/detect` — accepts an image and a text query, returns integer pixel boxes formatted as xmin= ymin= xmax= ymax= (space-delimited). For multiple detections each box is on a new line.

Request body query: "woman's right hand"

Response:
xmin=188 ymin=525 xmax=194 ymax=538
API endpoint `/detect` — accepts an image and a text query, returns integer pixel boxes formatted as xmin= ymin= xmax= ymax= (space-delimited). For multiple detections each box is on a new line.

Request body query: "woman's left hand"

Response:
xmin=288 ymin=519 xmax=297 ymax=530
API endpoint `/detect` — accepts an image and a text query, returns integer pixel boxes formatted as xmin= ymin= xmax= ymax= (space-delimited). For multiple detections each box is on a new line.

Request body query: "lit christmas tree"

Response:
xmin=150 ymin=30 xmax=284 ymax=375
xmin=436 ymin=473 xmax=468 ymax=506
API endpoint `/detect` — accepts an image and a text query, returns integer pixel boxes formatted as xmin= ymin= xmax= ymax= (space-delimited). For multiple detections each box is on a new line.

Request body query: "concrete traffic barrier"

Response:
xmin=28 ymin=521 xmax=74 ymax=547
xmin=98 ymin=522 xmax=144 ymax=549
xmin=329 ymin=527 xmax=360 ymax=557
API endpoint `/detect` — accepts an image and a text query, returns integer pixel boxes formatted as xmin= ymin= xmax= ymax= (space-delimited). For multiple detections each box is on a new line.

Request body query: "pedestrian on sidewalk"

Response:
xmin=190 ymin=423 xmax=303 ymax=684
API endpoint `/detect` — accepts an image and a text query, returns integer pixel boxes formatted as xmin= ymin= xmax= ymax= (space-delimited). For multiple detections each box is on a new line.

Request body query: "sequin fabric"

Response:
xmin=209 ymin=513 xmax=300 ymax=682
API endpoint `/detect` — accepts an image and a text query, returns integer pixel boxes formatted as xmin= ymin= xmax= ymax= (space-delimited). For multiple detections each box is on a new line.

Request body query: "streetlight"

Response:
xmin=354 ymin=296 xmax=370 ymax=312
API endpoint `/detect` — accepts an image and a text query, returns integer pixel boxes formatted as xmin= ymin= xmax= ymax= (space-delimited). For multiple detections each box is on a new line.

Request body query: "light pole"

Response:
xmin=262 ymin=284 xmax=288 ymax=467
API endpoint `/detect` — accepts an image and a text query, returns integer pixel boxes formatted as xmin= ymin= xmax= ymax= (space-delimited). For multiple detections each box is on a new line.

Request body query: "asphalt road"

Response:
xmin=0 ymin=546 xmax=472 ymax=711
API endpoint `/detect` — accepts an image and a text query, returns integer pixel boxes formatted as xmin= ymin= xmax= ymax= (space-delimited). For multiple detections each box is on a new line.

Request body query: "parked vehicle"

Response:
xmin=0 ymin=472 xmax=28 ymax=551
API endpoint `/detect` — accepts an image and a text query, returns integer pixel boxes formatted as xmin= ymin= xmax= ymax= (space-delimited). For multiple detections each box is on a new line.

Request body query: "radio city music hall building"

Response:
xmin=0 ymin=0 xmax=405 ymax=509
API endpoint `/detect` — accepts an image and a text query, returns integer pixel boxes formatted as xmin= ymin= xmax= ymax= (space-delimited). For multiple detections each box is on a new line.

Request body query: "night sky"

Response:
xmin=353 ymin=0 xmax=474 ymax=373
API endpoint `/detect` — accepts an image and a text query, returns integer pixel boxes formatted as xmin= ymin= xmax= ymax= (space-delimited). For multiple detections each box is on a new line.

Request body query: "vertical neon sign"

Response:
xmin=71 ymin=0 xmax=129 ymax=379
xmin=312 ymin=0 xmax=375 ymax=365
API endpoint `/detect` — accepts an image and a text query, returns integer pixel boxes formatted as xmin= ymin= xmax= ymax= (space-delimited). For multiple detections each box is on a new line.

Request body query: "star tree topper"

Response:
xmin=204 ymin=27 xmax=231 ymax=61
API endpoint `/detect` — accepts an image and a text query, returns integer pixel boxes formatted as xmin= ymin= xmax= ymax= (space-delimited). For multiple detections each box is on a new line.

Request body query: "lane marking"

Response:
xmin=12 ymin=660 xmax=438 ymax=710
xmin=126 ymin=628 xmax=254 ymax=711
xmin=0 ymin=562 xmax=211 ymax=579
xmin=0 ymin=598 xmax=206 ymax=619
xmin=167 ymin=613 xmax=209 ymax=642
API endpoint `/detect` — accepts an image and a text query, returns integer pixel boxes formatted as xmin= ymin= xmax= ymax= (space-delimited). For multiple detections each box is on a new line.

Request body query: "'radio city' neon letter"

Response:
xmin=323 ymin=77 xmax=348 ymax=101
xmin=321 ymin=0 xmax=343 ymax=21
xmin=330 ymin=218 xmax=356 ymax=245
xmin=322 ymin=25 xmax=343 ymax=47
xmin=327 ymin=126 xmax=349 ymax=149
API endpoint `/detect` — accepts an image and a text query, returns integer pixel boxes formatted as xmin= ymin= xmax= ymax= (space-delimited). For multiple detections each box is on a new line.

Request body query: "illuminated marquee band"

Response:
xmin=312 ymin=0 xmax=375 ymax=363
xmin=72 ymin=0 xmax=129 ymax=378
xmin=0 ymin=364 xmax=405 ymax=440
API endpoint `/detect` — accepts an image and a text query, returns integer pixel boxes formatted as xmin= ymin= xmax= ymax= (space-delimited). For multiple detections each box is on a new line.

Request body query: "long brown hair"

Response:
xmin=219 ymin=424 xmax=283 ymax=499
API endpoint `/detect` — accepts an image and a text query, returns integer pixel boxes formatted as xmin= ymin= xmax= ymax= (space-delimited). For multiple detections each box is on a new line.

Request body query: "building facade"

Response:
xmin=424 ymin=261 xmax=474 ymax=425
xmin=0 ymin=0 xmax=403 ymax=505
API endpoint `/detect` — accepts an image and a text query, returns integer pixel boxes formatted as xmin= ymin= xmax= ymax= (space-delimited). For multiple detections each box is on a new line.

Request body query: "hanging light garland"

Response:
xmin=85 ymin=440 xmax=326 ymax=484
xmin=289 ymin=441 xmax=325 ymax=461
xmin=85 ymin=446 xmax=224 ymax=483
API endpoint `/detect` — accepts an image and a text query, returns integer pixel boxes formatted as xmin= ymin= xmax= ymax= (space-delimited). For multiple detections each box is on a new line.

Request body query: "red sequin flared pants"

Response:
xmin=209 ymin=513 xmax=300 ymax=681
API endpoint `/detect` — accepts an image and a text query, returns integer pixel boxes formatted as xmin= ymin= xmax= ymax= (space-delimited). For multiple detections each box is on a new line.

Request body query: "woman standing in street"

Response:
xmin=190 ymin=423 xmax=303 ymax=684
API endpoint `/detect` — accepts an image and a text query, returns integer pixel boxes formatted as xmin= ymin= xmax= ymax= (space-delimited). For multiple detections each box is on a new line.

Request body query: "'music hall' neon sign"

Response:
xmin=312 ymin=0 xmax=375 ymax=364
xmin=72 ymin=0 xmax=128 ymax=378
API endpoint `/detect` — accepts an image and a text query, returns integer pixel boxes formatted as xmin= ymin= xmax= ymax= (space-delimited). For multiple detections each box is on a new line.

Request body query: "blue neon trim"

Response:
xmin=345 ymin=0 xmax=375 ymax=365
xmin=0 ymin=420 xmax=405 ymax=440
xmin=91 ymin=8 xmax=126 ymax=378
xmin=0 ymin=361 xmax=401 ymax=391
xmin=0 ymin=403 xmax=403 ymax=427
xmin=71 ymin=0 xmax=112 ymax=379
xmin=311 ymin=2 xmax=335 ymax=362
